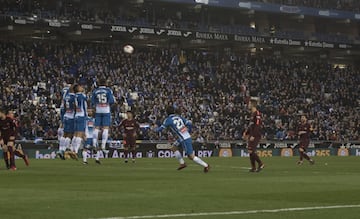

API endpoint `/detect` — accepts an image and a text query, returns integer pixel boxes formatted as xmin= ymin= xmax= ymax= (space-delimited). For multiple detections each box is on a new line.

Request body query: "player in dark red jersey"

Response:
xmin=297 ymin=115 xmax=315 ymax=165
xmin=243 ymin=100 xmax=265 ymax=172
xmin=7 ymin=110 xmax=30 ymax=166
xmin=0 ymin=108 xmax=17 ymax=170
xmin=119 ymin=111 xmax=140 ymax=163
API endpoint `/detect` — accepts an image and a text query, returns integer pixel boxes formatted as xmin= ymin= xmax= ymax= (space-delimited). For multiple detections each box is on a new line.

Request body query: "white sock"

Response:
xmin=96 ymin=150 xmax=101 ymax=160
xmin=174 ymin=150 xmax=185 ymax=165
xmin=93 ymin=129 xmax=99 ymax=148
xmin=82 ymin=150 xmax=88 ymax=162
xmin=57 ymin=128 xmax=64 ymax=140
xmin=65 ymin=137 xmax=71 ymax=150
xmin=71 ymin=137 xmax=77 ymax=151
xmin=193 ymin=156 xmax=208 ymax=168
xmin=72 ymin=137 xmax=82 ymax=153
xmin=59 ymin=137 xmax=66 ymax=152
xmin=101 ymin=129 xmax=109 ymax=150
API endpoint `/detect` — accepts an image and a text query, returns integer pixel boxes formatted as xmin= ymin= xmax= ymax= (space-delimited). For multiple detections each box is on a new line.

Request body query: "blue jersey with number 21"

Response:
xmin=157 ymin=114 xmax=192 ymax=140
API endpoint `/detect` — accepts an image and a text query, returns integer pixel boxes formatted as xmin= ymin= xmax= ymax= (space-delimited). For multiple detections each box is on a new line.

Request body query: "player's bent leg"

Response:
xmin=170 ymin=146 xmax=186 ymax=170
xmin=7 ymin=142 xmax=16 ymax=170
xmin=82 ymin=149 xmax=88 ymax=164
xmin=2 ymin=144 xmax=10 ymax=169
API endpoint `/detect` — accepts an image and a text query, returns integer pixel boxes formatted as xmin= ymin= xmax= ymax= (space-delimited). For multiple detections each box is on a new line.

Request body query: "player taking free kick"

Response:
xmin=155 ymin=106 xmax=210 ymax=173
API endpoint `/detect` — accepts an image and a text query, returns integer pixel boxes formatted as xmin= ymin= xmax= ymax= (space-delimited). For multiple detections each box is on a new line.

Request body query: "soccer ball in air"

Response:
xmin=123 ymin=45 xmax=134 ymax=54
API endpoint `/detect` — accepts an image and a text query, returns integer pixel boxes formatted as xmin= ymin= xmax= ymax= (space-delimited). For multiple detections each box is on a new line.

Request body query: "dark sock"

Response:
xmin=250 ymin=153 xmax=256 ymax=169
xmin=302 ymin=152 xmax=310 ymax=161
xmin=14 ymin=150 xmax=25 ymax=159
xmin=124 ymin=150 xmax=128 ymax=159
xmin=299 ymin=152 xmax=303 ymax=161
xmin=8 ymin=147 xmax=15 ymax=167
xmin=131 ymin=150 xmax=136 ymax=159
xmin=253 ymin=153 xmax=262 ymax=166
xmin=3 ymin=152 xmax=10 ymax=169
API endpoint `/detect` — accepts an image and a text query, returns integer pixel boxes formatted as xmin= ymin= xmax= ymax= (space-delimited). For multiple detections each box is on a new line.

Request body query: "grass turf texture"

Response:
xmin=0 ymin=157 xmax=359 ymax=219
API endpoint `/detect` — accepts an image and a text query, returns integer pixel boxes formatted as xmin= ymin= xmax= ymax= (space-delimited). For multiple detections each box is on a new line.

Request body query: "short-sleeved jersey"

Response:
xmin=0 ymin=117 xmax=17 ymax=142
xmin=64 ymin=92 xmax=76 ymax=119
xmin=74 ymin=92 xmax=88 ymax=118
xmin=60 ymin=86 xmax=70 ymax=109
xmin=91 ymin=86 xmax=115 ymax=114
xmin=119 ymin=119 xmax=140 ymax=137
xmin=298 ymin=122 xmax=311 ymax=141
xmin=85 ymin=116 xmax=95 ymax=139
xmin=158 ymin=114 xmax=192 ymax=141
xmin=247 ymin=110 xmax=262 ymax=138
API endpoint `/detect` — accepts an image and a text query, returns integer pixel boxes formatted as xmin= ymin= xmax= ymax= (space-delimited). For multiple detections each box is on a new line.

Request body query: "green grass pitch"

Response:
xmin=0 ymin=157 xmax=359 ymax=219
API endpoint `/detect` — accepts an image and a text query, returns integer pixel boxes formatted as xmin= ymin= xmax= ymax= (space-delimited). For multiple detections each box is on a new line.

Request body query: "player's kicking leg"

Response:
xmin=248 ymin=139 xmax=264 ymax=173
xmin=298 ymin=146 xmax=314 ymax=165
xmin=14 ymin=144 xmax=29 ymax=166
xmin=184 ymin=139 xmax=210 ymax=173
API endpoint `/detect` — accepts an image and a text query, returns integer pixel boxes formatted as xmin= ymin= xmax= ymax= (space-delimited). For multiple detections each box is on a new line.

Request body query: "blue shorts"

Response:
xmin=84 ymin=138 xmax=93 ymax=149
xmin=74 ymin=117 xmax=86 ymax=132
xmin=179 ymin=138 xmax=194 ymax=156
xmin=95 ymin=113 xmax=111 ymax=127
xmin=63 ymin=117 xmax=74 ymax=133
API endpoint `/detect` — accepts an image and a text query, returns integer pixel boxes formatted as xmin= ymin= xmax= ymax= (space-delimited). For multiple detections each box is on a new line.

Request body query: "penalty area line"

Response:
xmin=94 ymin=204 xmax=360 ymax=219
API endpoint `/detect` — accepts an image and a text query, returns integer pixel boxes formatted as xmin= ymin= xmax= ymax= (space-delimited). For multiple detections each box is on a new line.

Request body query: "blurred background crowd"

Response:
xmin=0 ymin=41 xmax=359 ymax=141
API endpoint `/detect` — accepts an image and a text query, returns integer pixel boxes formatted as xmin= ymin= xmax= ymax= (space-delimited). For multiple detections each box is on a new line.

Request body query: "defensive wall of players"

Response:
xmin=2 ymin=140 xmax=360 ymax=159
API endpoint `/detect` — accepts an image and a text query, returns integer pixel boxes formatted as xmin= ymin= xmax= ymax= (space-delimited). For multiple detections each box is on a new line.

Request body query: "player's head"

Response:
xmin=301 ymin=115 xmax=307 ymax=123
xmin=126 ymin=110 xmax=134 ymax=119
xmin=98 ymin=78 xmax=107 ymax=86
xmin=65 ymin=77 xmax=74 ymax=86
xmin=166 ymin=105 xmax=175 ymax=115
xmin=87 ymin=108 xmax=93 ymax=117
xmin=7 ymin=109 xmax=15 ymax=119
xmin=249 ymin=99 xmax=258 ymax=112
xmin=74 ymin=84 xmax=84 ymax=93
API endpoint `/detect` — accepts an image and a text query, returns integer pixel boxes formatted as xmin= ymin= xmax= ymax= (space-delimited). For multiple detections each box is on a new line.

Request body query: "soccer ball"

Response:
xmin=123 ymin=45 xmax=134 ymax=54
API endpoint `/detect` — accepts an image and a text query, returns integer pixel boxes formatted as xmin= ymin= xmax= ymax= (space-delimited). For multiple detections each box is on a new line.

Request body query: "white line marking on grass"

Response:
xmin=94 ymin=204 xmax=360 ymax=219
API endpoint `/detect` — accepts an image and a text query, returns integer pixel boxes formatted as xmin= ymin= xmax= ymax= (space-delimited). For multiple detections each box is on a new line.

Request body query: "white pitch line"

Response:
xmin=94 ymin=204 xmax=360 ymax=219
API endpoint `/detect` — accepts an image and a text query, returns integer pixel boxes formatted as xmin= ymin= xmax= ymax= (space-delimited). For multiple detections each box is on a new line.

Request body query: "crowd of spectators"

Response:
xmin=257 ymin=0 xmax=360 ymax=12
xmin=0 ymin=41 xmax=359 ymax=142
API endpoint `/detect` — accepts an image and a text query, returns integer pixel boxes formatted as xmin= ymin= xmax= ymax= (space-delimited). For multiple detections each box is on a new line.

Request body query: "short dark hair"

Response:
xmin=98 ymin=78 xmax=107 ymax=86
xmin=166 ymin=106 xmax=175 ymax=115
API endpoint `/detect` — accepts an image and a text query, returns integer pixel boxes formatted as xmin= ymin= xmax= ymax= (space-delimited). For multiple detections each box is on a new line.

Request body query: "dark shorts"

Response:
xmin=299 ymin=139 xmax=310 ymax=149
xmin=124 ymin=137 xmax=136 ymax=148
xmin=247 ymin=137 xmax=261 ymax=151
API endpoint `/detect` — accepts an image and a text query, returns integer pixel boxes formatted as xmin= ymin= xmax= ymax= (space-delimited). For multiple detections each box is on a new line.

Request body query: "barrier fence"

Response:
xmin=2 ymin=140 xmax=359 ymax=159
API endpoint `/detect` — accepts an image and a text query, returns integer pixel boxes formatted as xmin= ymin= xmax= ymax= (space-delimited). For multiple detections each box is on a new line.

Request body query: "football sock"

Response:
xmin=3 ymin=152 xmax=9 ymax=169
xmin=101 ymin=129 xmax=109 ymax=150
xmin=253 ymin=153 xmax=262 ymax=165
xmin=95 ymin=151 xmax=101 ymax=161
xmin=71 ymin=137 xmax=76 ymax=151
xmin=64 ymin=137 xmax=71 ymax=150
xmin=14 ymin=149 xmax=25 ymax=158
xmin=302 ymin=152 xmax=310 ymax=161
xmin=299 ymin=150 xmax=304 ymax=161
xmin=93 ymin=129 xmax=99 ymax=148
xmin=193 ymin=156 xmax=208 ymax=167
xmin=174 ymin=150 xmax=185 ymax=165
xmin=82 ymin=150 xmax=87 ymax=163
xmin=59 ymin=137 xmax=66 ymax=152
xmin=57 ymin=128 xmax=64 ymax=140
xmin=124 ymin=150 xmax=129 ymax=159
xmin=8 ymin=147 xmax=15 ymax=168
xmin=132 ymin=150 xmax=136 ymax=159
xmin=73 ymin=137 xmax=82 ymax=153
xmin=250 ymin=153 xmax=256 ymax=169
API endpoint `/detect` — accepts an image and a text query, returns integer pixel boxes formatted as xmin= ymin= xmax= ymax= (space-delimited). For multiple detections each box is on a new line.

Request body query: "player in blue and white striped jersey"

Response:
xmin=155 ymin=106 xmax=210 ymax=173
xmin=91 ymin=78 xmax=115 ymax=163
xmin=72 ymin=84 xmax=88 ymax=157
